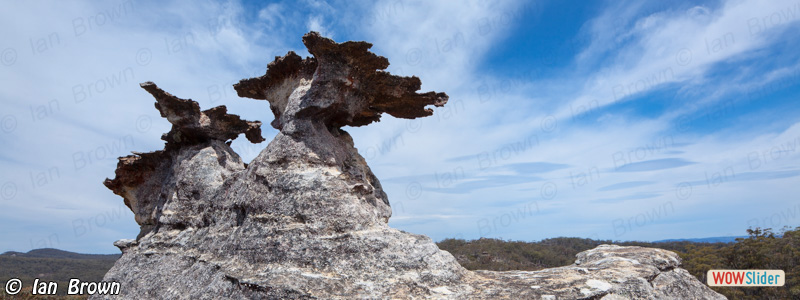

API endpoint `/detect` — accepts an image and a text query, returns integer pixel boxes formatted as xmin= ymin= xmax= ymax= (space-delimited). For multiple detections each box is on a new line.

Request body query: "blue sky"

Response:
xmin=1 ymin=0 xmax=799 ymax=254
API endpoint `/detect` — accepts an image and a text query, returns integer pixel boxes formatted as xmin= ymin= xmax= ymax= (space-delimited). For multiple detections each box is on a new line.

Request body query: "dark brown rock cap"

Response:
xmin=104 ymin=82 xmax=264 ymax=206
xmin=141 ymin=82 xmax=264 ymax=146
xmin=234 ymin=31 xmax=448 ymax=130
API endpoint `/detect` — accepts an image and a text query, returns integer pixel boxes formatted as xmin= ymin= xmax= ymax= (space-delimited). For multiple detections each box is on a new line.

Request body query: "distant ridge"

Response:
xmin=1 ymin=248 xmax=120 ymax=295
xmin=653 ymin=236 xmax=747 ymax=243
xmin=1 ymin=248 xmax=120 ymax=260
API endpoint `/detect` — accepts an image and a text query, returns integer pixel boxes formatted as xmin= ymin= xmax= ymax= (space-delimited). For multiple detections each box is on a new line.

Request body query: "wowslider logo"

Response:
xmin=707 ymin=270 xmax=785 ymax=287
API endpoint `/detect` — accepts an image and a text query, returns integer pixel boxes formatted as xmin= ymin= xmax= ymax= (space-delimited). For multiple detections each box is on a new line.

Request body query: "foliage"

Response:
xmin=437 ymin=237 xmax=606 ymax=271
xmin=437 ymin=226 xmax=800 ymax=300
xmin=3 ymin=227 xmax=798 ymax=299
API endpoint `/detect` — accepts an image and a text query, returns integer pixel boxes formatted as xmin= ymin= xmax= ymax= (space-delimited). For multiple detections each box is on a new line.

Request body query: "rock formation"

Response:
xmin=98 ymin=32 xmax=725 ymax=299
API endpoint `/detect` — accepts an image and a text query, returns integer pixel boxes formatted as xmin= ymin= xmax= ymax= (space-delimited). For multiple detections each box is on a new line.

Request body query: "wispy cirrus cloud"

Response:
xmin=1 ymin=0 xmax=799 ymax=253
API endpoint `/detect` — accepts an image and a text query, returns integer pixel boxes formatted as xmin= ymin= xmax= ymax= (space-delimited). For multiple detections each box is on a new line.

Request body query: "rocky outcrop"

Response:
xmin=470 ymin=245 xmax=724 ymax=299
xmin=234 ymin=32 xmax=447 ymax=130
xmin=98 ymin=32 xmax=725 ymax=299
xmin=103 ymin=82 xmax=263 ymax=239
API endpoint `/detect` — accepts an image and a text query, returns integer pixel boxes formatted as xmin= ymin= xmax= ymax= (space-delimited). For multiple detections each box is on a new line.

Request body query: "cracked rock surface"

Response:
xmin=97 ymin=32 xmax=725 ymax=299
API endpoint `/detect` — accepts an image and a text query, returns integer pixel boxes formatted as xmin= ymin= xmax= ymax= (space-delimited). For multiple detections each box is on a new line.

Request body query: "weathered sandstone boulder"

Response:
xmin=97 ymin=32 xmax=725 ymax=299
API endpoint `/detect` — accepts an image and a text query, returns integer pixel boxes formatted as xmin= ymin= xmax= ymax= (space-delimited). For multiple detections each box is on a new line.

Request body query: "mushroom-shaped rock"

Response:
xmin=104 ymin=82 xmax=263 ymax=238
xmin=234 ymin=31 xmax=448 ymax=130
xmin=97 ymin=33 xmax=725 ymax=300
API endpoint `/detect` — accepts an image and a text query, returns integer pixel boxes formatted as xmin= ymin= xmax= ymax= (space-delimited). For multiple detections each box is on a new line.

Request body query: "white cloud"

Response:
xmin=258 ymin=3 xmax=284 ymax=27
xmin=561 ymin=0 xmax=800 ymax=120
xmin=353 ymin=0 xmax=800 ymax=242
xmin=1 ymin=0 xmax=798 ymax=253
xmin=0 ymin=0 xmax=281 ymax=253
xmin=307 ymin=15 xmax=331 ymax=38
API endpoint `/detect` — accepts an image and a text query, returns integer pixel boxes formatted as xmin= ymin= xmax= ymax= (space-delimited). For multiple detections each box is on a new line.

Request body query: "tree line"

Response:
xmin=437 ymin=226 xmax=799 ymax=299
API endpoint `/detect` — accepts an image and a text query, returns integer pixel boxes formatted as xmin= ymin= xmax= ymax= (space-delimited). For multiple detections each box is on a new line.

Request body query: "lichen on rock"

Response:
xmin=97 ymin=32 xmax=726 ymax=299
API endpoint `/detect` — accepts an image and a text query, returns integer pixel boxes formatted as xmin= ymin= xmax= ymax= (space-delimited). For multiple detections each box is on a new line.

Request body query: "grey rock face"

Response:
xmin=98 ymin=32 xmax=725 ymax=299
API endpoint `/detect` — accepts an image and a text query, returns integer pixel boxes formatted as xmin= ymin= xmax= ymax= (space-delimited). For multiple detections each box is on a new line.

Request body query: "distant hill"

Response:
xmin=0 ymin=248 xmax=119 ymax=297
xmin=653 ymin=236 xmax=748 ymax=243
xmin=0 ymin=232 xmax=788 ymax=298
xmin=1 ymin=248 xmax=120 ymax=260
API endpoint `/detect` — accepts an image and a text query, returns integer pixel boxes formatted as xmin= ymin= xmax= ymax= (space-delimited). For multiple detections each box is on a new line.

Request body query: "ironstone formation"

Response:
xmin=98 ymin=32 xmax=726 ymax=299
